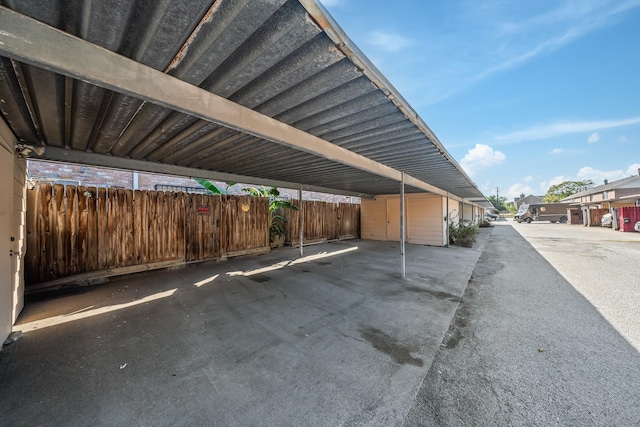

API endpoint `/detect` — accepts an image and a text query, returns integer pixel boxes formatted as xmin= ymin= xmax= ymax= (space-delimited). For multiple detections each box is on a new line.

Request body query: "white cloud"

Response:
xmin=494 ymin=116 xmax=640 ymax=144
xmin=587 ymin=132 xmax=600 ymax=143
xmin=576 ymin=163 xmax=640 ymax=183
xmin=548 ymin=175 xmax=567 ymax=187
xmin=460 ymin=144 xmax=506 ymax=176
xmin=619 ymin=135 xmax=629 ymax=143
xmin=523 ymin=175 xmax=534 ymax=182
xmin=551 ymin=148 xmax=564 ymax=154
xmin=536 ymin=176 xmax=567 ymax=195
xmin=626 ymin=163 xmax=640 ymax=176
xmin=367 ymin=30 xmax=414 ymax=53
xmin=505 ymin=183 xmax=535 ymax=200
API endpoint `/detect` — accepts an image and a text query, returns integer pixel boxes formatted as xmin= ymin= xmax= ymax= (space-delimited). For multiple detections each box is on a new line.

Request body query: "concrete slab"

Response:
xmin=0 ymin=236 xmax=488 ymax=426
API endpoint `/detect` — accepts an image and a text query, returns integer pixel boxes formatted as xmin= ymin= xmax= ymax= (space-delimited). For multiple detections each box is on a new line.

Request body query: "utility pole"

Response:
xmin=496 ymin=187 xmax=500 ymax=201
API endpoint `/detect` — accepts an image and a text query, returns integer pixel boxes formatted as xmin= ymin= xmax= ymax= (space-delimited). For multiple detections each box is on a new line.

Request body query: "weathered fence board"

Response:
xmin=86 ymin=187 xmax=98 ymax=272
xmin=25 ymin=183 xmax=39 ymax=285
xmin=40 ymin=182 xmax=53 ymax=282
xmin=283 ymin=200 xmax=360 ymax=245
xmin=222 ymin=195 xmax=269 ymax=255
xmin=337 ymin=203 xmax=360 ymax=238
xmin=77 ymin=186 xmax=88 ymax=273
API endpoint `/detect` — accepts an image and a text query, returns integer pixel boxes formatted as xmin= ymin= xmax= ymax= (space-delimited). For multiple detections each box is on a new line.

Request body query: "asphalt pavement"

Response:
xmin=1 ymin=238 xmax=486 ymax=427
xmin=3 ymin=222 xmax=638 ymax=426
xmin=512 ymin=220 xmax=640 ymax=351
xmin=405 ymin=221 xmax=640 ymax=426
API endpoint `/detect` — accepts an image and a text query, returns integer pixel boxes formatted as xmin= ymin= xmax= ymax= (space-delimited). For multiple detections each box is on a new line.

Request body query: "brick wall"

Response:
xmin=27 ymin=160 xmax=360 ymax=204
xmin=28 ymin=160 xmax=134 ymax=188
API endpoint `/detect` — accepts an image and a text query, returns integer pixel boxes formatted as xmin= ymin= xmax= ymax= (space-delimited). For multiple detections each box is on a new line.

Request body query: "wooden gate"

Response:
xmin=588 ymin=208 xmax=609 ymax=227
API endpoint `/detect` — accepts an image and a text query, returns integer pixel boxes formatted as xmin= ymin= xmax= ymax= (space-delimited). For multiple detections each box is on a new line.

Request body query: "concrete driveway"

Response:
xmin=0 ymin=237 xmax=487 ymax=426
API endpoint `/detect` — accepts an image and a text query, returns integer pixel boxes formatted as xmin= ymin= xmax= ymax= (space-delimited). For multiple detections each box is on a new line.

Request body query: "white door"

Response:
xmin=0 ymin=144 xmax=13 ymax=341
xmin=386 ymin=198 xmax=403 ymax=242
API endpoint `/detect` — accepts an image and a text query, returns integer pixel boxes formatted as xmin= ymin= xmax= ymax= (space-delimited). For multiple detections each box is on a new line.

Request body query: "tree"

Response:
xmin=542 ymin=180 xmax=594 ymax=203
xmin=487 ymin=195 xmax=508 ymax=211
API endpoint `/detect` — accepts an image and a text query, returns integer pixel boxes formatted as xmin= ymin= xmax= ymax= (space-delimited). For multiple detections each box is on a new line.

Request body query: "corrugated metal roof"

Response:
xmin=0 ymin=0 xmax=489 ymax=204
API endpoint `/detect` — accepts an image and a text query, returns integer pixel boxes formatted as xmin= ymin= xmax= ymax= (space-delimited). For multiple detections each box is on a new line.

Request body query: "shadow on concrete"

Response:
xmin=1 ymin=236 xmax=488 ymax=426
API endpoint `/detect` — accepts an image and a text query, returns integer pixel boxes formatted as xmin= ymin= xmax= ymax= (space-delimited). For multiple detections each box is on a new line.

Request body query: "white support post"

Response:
xmin=299 ymin=185 xmax=303 ymax=257
xmin=446 ymin=194 xmax=450 ymax=248
xmin=400 ymin=172 xmax=406 ymax=279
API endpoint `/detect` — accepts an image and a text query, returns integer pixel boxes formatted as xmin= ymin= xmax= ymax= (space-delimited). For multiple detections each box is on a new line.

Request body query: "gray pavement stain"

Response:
xmin=249 ymin=274 xmax=270 ymax=283
xmin=440 ymin=296 xmax=471 ymax=350
xmin=404 ymin=286 xmax=460 ymax=302
xmin=359 ymin=327 xmax=424 ymax=367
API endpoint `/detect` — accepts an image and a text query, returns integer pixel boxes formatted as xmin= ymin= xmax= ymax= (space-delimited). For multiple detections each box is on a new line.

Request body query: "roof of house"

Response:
xmin=562 ymin=174 xmax=640 ymax=201
xmin=0 ymin=1 xmax=491 ymax=207
xmin=516 ymin=195 xmax=542 ymax=203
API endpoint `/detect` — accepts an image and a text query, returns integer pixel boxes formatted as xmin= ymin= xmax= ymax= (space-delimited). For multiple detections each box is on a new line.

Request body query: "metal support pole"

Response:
xmin=446 ymin=194 xmax=450 ymax=248
xmin=400 ymin=172 xmax=406 ymax=279
xmin=298 ymin=184 xmax=303 ymax=257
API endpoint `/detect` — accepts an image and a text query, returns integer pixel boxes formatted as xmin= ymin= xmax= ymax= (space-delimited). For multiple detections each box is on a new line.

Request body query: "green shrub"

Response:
xmin=449 ymin=223 xmax=479 ymax=247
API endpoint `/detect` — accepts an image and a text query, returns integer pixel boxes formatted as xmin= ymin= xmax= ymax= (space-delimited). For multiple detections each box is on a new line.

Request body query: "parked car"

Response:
xmin=601 ymin=213 xmax=613 ymax=228
xmin=485 ymin=212 xmax=498 ymax=221
xmin=635 ymin=221 xmax=640 ymax=232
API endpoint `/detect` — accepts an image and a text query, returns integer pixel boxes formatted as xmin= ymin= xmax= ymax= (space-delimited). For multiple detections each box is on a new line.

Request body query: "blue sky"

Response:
xmin=319 ymin=0 xmax=640 ymax=200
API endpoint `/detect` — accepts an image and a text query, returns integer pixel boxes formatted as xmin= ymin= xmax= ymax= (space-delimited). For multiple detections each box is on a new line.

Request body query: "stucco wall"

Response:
xmin=360 ymin=198 xmax=388 ymax=241
xmin=360 ymin=194 xmax=446 ymax=246
xmin=12 ymin=155 xmax=26 ymax=322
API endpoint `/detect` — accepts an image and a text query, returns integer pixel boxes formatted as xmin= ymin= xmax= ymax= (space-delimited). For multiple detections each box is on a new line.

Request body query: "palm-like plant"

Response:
xmin=242 ymin=186 xmax=298 ymax=238
xmin=194 ymin=178 xmax=236 ymax=194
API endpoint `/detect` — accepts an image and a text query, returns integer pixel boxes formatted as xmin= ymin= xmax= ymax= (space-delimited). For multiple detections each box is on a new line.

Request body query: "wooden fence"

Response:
xmin=588 ymin=208 xmax=609 ymax=227
xmin=25 ymin=183 xmax=269 ymax=286
xmin=283 ymin=200 xmax=360 ymax=245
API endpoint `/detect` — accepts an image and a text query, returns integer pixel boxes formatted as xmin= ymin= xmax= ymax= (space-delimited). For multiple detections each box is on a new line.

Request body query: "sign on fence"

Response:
xmin=197 ymin=205 xmax=210 ymax=215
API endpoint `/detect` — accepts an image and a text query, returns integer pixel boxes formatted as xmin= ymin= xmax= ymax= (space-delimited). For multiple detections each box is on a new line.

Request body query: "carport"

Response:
xmin=0 ymin=0 xmax=490 ymax=343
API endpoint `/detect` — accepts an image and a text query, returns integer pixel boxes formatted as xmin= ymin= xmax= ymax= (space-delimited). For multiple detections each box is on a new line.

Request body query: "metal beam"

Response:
xmin=38 ymin=146 xmax=373 ymax=199
xmin=0 ymin=7 xmax=453 ymax=198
